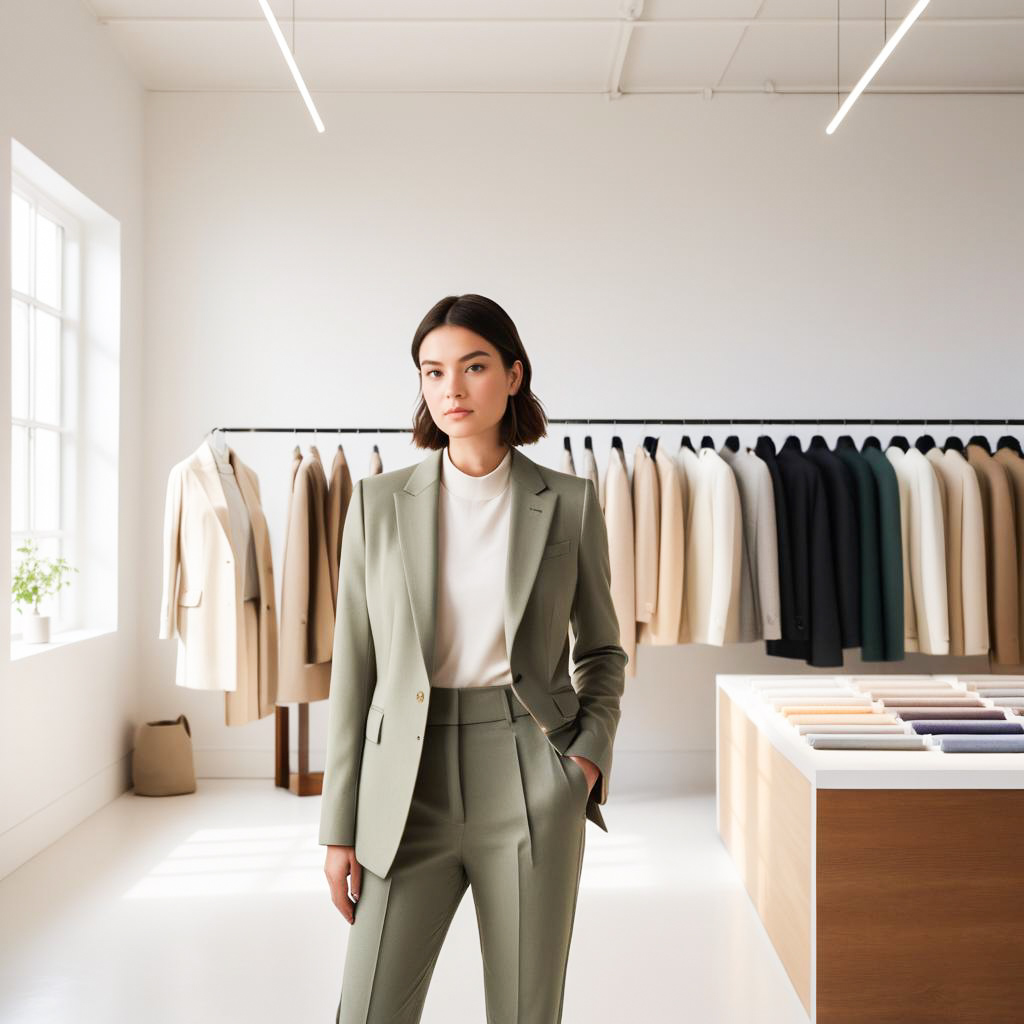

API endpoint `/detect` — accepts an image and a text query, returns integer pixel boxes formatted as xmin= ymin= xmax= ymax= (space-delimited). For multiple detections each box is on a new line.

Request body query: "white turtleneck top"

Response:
xmin=210 ymin=443 xmax=261 ymax=602
xmin=431 ymin=445 xmax=515 ymax=689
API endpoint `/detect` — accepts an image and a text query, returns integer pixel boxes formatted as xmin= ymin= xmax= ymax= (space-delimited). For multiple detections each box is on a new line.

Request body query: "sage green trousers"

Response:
xmin=335 ymin=682 xmax=590 ymax=1023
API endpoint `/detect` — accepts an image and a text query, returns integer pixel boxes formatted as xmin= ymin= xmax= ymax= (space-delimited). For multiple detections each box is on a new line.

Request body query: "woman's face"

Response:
xmin=418 ymin=325 xmax=521 ymax=444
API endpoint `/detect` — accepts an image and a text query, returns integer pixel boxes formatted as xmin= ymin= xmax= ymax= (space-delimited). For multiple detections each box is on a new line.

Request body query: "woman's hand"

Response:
xmin=568 ymin=754 xmax=599 ymax=796
xmin=325 ymin=845 xmax=362 ymax=924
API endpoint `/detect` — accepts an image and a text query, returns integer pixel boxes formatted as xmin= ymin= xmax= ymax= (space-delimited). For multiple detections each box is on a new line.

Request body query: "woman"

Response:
xmin=320 ymin=293 xmax=628 ymax=1023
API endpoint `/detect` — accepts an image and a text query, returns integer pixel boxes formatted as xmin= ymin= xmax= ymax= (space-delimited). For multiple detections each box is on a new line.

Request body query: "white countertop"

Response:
xmin=716 ymin=674 xmax=1024 ymax=789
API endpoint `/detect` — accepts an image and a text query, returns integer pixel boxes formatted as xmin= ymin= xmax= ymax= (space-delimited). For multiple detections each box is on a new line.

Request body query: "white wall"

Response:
xmin=140 ymin=87 xmax=1024 ymax=790
xmin=0 ymin=0 xmax=145 ymax=877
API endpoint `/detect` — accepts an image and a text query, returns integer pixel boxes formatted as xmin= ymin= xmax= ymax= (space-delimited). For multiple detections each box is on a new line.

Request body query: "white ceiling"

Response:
xmin=82 ymin=0 xmax=1024 ymax=95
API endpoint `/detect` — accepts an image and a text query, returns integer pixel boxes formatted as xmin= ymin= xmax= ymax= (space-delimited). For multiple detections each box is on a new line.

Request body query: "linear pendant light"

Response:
xmin=257 ymin=0 xmax=326 ymax=133
xmin=826 ymin=0 xmax=931 ymax=135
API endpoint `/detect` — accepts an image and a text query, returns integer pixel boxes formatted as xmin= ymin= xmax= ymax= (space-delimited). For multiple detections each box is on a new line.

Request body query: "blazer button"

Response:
xmin=416 ymin=690 xmax=424 ymax=702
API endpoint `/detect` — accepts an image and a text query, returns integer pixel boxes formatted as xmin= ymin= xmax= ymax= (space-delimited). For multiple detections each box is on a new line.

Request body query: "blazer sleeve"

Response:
xmin=158 ymin=463 xmax=184 ymax=640
xmin=318 ymin=478 xmax=377 ymax=847
xmin=563 ymin=478 xmax=629 ymax=807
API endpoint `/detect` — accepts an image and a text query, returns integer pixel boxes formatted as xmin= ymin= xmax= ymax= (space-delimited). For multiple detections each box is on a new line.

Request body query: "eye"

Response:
xmin=467 ymin=363 xmax=485 ymax=372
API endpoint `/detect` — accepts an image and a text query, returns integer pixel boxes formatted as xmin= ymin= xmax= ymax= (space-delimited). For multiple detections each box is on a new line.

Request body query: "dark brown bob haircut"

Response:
xmin=410 ymin=294 xmax=548 ymax=450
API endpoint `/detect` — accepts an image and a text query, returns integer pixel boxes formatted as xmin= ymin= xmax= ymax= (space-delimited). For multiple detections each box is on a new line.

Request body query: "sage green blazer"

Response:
xmin=318 ymin=444 xmax=628 ymax=879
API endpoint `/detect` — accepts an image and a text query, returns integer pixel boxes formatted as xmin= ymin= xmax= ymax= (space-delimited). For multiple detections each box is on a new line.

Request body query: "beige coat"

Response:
xmin=926 ymin=448 xmax=988 ymax=656
xmin=277 ymin=446 xmax=335 ymax=704
xmin=967 ymin=444 xmax=1019 ymax=665
xmin=325 ymin=446 xmax=354 ymax=604
xmin=159 ymin=440 xmax=278 ymax=716
xmin=638 ymin=444 xmax=685 ymax=645
xmin=632 ymin=445 xmax=660 ymax=625
xmin=886 ymin=447 xmax=949 ymax=655
xmin=684 ymin=448 xmax=742 ymax=646
xmin=992 ymin=447 xmax=1024 ymax=664
xmin=318 ymin=446 xmax=628 ymax=878
xmin=602 ymin=445 xmax=637 ymax=677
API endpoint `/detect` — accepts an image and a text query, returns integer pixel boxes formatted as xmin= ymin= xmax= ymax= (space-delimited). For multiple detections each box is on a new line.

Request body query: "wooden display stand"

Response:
xmin=716 ymin=674 xmax=1024 ymax=1024
xmin=274 ymin=704 xmax=324 ymax=796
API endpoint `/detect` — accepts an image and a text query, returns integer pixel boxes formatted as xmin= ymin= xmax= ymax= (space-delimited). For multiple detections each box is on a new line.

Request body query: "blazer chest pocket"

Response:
xmin=542 ymin=539 xmax=571 ymax=560
xmin=365 ymin=705 xmax=384 ymax=743
xmin=178 ymin=588 xmax=202 ymax=607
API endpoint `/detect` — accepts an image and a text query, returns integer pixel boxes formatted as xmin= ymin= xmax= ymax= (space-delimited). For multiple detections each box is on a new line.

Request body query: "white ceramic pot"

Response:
xmin=23 ymin=612 xmax=51 ymax=644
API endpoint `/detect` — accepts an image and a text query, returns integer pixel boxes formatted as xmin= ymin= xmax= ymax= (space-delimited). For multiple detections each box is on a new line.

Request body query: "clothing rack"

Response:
xmin=214 ymin=419 xmax=1024 ymax=432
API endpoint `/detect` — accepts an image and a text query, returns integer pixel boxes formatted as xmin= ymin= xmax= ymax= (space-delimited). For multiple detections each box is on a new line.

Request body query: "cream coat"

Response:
xmin=632 ymin=445 xmax=660 ymax=625
xmin=637 ymin=444 xmax=685 ymax=645
xmin=885 ymin=447 xmax=949 ymax=655
xmin=602 ymin=446 xmax=637 ymax=677
xmin=926 ymin=448 xmax=988 ymax=656
xmin=159 ymin=440 xmax=278 ymax=707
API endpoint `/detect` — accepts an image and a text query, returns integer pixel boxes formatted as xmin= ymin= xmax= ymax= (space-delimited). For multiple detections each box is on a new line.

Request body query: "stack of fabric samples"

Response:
xmin=754 ymin=675 xmax=929 ymax=750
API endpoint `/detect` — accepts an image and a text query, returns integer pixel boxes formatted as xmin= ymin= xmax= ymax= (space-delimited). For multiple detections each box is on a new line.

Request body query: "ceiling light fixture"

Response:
xmin=826 ymin=0 xmax=930 ymax=135
xmin=257 ymin=0 xmax=325 ymax=133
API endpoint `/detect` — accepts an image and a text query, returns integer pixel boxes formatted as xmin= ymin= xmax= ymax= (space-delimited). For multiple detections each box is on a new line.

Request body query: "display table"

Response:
xmin=716 ymin=674 xmax=1024 ymax=1024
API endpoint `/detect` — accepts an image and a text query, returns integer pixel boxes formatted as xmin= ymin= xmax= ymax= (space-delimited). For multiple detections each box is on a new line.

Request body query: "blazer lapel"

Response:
xmin=395 ymin=445 xmax=556 ymax=684
xmin=194 ymin=440 xmax=233 ymax=548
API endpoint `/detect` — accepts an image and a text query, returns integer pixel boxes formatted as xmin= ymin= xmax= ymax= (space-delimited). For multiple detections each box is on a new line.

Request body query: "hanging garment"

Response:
xmin=769 ymin=437 xmax=842 ymax=667
xmin=993 ymin=445 xmax=1024 ymax=669
xmin=277 ymin=446 xmax=335 ymax=704
xmin=755 ymin=436 xmax=799 ymax=659
xmin=804 ymin=439 xmax=862 ymax=649
xmin=602 ymin=446 xmax=637 ymax=677
xmin=718 ymin=445 xmax=781 ymax=642
xmin=884 ymin=446 xmax=949 ymax=655
xmin=859 ymin=443 xmax=905 ymax=660
xmin=560 ymin=444 xmax=576 ymax=475
xmin=683 ymin=447 xmax=742 ymax=647
xmin=637 ymin=444 xmax=685 ymax=645
xmin=325 ymin=445 xmax=354 ymax=605
xmin=159 ymin=439 xmax=278 ymax=720
xmin=966 ymin=443 xmax=1019 ymax=665
xmin=925 ymin=447 xmax=989 ymax=656
xmin=632 ymin=445 xmax=660 ymax=626
xmin=581 ymin=445 xmax=600 ymax=502
xmin=834 ymin=437 xmax=885 ymax=660
xmin=673 ymin=443 xmax=699 ymax=643
xmin=369 ymin=448 xmax=383 ymax=475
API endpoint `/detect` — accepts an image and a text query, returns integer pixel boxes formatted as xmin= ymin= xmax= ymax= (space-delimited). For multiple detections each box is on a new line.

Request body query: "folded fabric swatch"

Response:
xmin=764 ymin=697 xmax=872 ymax=706
xmin=990 ymin=698 xmax=1024 ymax=708
xmin=781 ymin=706 xmax=879 ymax=717
xmin=974 ymin=689 xmax=1024 ymax=697
xmin=796 ymin=724 xmax=907 ymax=734
xmin=807 ymin=735 xmax=928 ymax=750
xmin=787 ymin=713 xmax=900 ymax=726
xmin=894 ymin=708 xmax=1007 ymax=720
xmin=938 ymin=736 xmax=1024 ymax=753
xmin=862 ymin=689 xmax=963 ymax=698
xmin=879 ymin=697 xmax=986 ymax=708
xmin=911 ymin=720 xmax=1024 ymax=735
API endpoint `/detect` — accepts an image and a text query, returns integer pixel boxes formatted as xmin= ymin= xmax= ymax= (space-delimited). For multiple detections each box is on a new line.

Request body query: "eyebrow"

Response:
xmin=420 ymin=350 xmax=493 ymax=367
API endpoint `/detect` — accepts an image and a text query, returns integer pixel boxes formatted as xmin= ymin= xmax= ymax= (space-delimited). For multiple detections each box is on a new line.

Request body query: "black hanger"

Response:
xmin=680 ymin=435 xmax=695 ymax=452
xmin=643 ymin=435 xmax=659 ymax=457
xmin=968 ymin=434 xmax=992 ymax=454
xmin=997 ymin=435 xmax=1023 ymax=456
xmin=809 ymin=434 xmax=829 ymax=450
xmin=584 ymin=436 xmax=593 ymax=451
xmin=611 ymin=436 xmax=623 ymax=451
xmin=563 ymin=436 xmax=572 ymax=452
xmin=861 ymin=436 xmax=881 ymax=450
xmin=724 ymin=434 xmax=740 ymax=452
xmin=915 ymin=434 xmax=936 ymax=454
xmin=836 ymin=435 xmax=857 ymax=449
xmin=373 ymin=443 xmax=380 ymax=453
xmin=943 ymin=435 xmax=965 ymax=453
xmin=700 ymin=435 xmax=715 ymax=450
xmin=887 ymin=435 xmax=910 ymax=452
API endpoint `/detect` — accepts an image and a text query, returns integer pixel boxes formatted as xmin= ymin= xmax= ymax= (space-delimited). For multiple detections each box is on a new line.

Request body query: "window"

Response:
xmin=10 ymin=181 xmax=77 ymax=640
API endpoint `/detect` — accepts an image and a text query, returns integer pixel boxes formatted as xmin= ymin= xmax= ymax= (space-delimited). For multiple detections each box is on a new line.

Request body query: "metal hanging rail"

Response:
xmin=212 ymin=418 xmax=1024 ymax=433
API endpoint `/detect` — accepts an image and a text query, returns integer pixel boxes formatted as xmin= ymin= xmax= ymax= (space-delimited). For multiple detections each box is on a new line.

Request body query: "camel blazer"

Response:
xmin=325 ymin=446 xmax=354 ymax=603
xmin=994 ymin=447 xmax=1024 ymax=659
xmin=684 ymin=448 xmax=742 ymax=646
xmin=631 ymin=445 xmax=660 ymax=625
xmin=885 ymin=447 xmax=949 ymax=655
xmin=602 ymin=446 xmax=637 ymax=677
xmin=277 ymin=447 xmax=335 ymax=704
xmin=926 ymin=448 xmax=988 ymax=656
xmin=159 ymin=441 xmax=278 ymax=699
xmin=638 ymin=444 xmax=685 ymax=646
xmin=318 ymin=446 xmax=628 ymax=879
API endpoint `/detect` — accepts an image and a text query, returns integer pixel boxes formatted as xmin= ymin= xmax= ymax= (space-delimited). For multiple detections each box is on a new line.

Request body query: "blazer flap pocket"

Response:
xmin=551 ymin=687 xmax=580 ymax=719
xmin=542 ymin=538 xmax=572 ymax=560
xmin=365 ymin=705 xmax=384 ymax=743
xmin=178 ymin=587 xmax=202 ymax=607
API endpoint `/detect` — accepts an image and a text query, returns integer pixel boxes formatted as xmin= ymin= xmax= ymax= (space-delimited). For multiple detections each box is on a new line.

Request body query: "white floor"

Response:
xmin=0 ymin=780 xmax=809 ymax=1023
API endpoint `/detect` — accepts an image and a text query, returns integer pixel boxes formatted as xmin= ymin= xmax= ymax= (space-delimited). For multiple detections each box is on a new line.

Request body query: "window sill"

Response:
xmin=10 ymin=626 xmax=116 ymax=661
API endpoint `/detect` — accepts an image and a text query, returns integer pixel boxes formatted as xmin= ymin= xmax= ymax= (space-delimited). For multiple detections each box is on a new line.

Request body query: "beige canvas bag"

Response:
xmin=132 ymin=714 xmax=197 ymax=796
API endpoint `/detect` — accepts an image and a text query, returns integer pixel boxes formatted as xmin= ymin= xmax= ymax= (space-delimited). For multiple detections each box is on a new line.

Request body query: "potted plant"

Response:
xmin=11 ymin=539 xmax=78 ymax=644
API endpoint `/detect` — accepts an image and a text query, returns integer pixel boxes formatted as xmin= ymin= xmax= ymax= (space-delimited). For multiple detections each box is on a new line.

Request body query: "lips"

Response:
xmin=445 ymin=409 xmax=471 ymax=416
